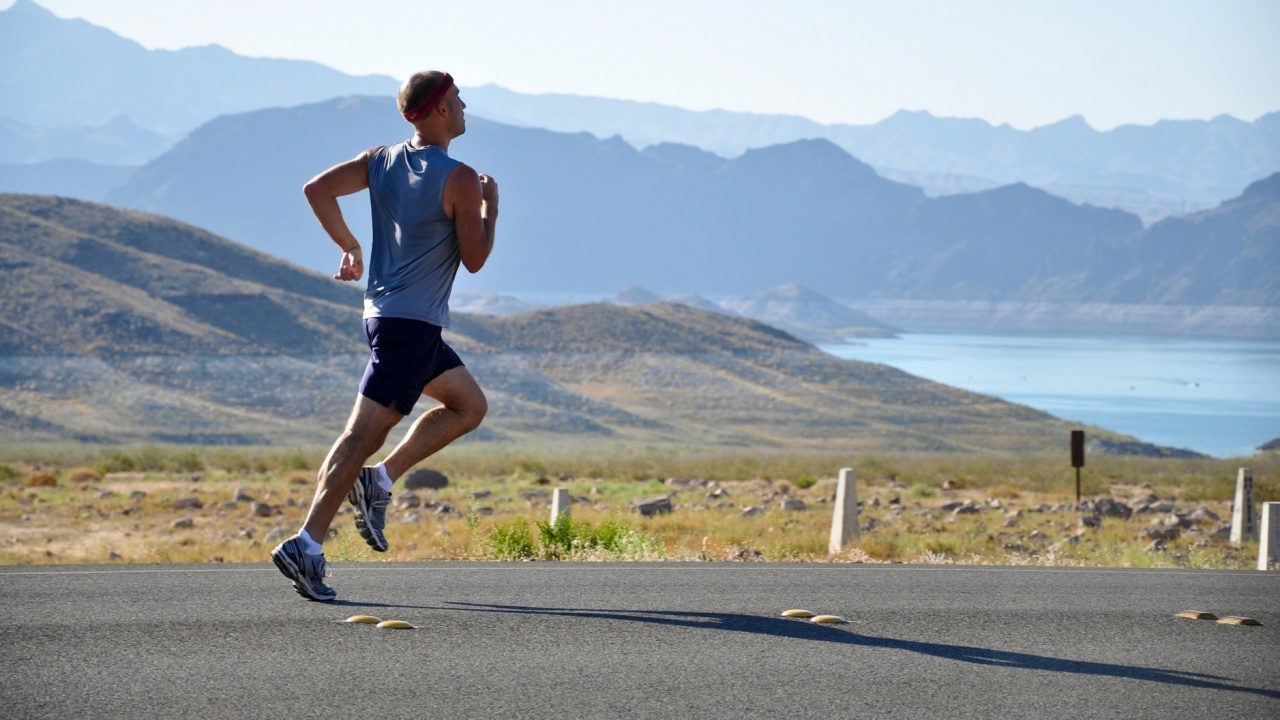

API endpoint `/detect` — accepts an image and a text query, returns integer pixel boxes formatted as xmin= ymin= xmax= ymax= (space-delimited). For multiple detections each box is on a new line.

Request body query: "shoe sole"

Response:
xmin=271 ymin=547 xmax=336 ymax=602
xmin=348 ymin=475 xmax=389 ymax=553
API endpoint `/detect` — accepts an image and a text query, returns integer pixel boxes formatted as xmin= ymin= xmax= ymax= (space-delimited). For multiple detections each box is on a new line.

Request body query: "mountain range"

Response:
xmin=462 ymin=84 xmax=1280 ymax=222
xmin=0 ymin=193 xmax=1079 ymax=451
xmin=96 ymin=96 xmax=1278 ymax=317
xmin=3 ymin=0 xmax=1277 ymax=225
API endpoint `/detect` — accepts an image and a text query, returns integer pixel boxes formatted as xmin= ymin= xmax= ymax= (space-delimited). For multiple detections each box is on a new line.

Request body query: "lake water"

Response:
xmin=821 ymin=334 xmax=1280 ymax=458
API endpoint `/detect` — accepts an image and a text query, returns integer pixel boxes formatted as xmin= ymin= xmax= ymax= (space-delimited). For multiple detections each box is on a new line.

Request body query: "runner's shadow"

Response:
xmin=330 ymin=599 xmax=439 ymax=610
xmin=443 ymin=601 xmax=1279 ymax=700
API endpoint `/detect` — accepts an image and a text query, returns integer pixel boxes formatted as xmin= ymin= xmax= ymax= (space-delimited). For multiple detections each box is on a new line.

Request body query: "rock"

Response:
xmin=265 ymin=527 xmax=289 ymax=542
xmin=233 ymin=487 xmax=254 ymax=502
xmin=987 ymin=498 xmax=1003 ymax=510
xmin=472 ymin=506 xmax=494 ymax=516
xmin=888 ymin=496 xmax=901 ymax=507
xmin=239 ymin=529 xmax=254 ymax=539
xmin=631 ymin=495 xmax=674 ymax=517
xmin=939 ymin=501 xmax=965 ymax=512
xmin=1030 ymin=530 xmax=1048 ymax=542
xmin=1136 ymin=500 xmax=1175 ymax=514
xmin=95 ymin=490 xmax=115 ymax=499
xmin=470 ymin=489 xmax=492 ymax=500
xmin=780 ymin=498 xmax=807 ymax=511
xmin=740 ymin=506 xmax=763 ymax=518
xmin=394 ymin=493 xmax=422 ymax=510
xmin=707 ymin=486 xmax=731 ymax=500
xmin=221 ymin=501 xmax=238 ymax=510
xmin=1142 ymin=527 xmax=1180 ymax=542
xmin=251 ymin=502 xmax=274 ymax=518
xmin=520 ymin=490 xmax=549 ymax=501
xmin=1001 ymin=518 xmax=1018 ymax=528
xmin=727 ymin=547 xmax=764 ymax=561
xmin=1079 ymin=515 xmax=1102 ymax=529
xmin=403 ymin=512 xmax=421 ymax=523
xmin=1164 ymin=513 xmax=1194 ymax=529
xmin=434 ymin=503 xmax=454 ymax=515
xmin=129 ymin=490 xmax=147 ymax=500
xmin=1092 ymin=498 xmax=1133 ymax=519
xmin=403 ymin=468 xmax=449 ymax=490
xmin=941 ymin=479 xmax=957 ymax=490
xmin=1006 ymin=509 xmax=1024 ymax=518
xmin=173 ymin=497 xmax=203 ymax=510
xmin=1030 ymin=503 xmax=1051 ymax=513
xmin=952 ymin=501 xmax=981 ymax=515
xmin=1144 ymin=539 xmax=1167 ymax=552
xmin=108 ymin=551 xmax=122 ymax=560
xmin=1188 ymin=507 xmax=1220 ymax=523
xmin=171 ymin=518 xmax=194 ymax=529
xmin=325 ymin=528 xmax=339 ymax=540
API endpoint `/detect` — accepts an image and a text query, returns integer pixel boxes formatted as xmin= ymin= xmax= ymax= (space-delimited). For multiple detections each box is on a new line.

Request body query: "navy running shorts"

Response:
xmin=358 ymin=317 xmax=464 ymax=415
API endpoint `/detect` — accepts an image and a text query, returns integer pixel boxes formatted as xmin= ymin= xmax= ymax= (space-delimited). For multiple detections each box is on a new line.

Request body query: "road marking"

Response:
xmin=1174 ymin=610 xmax=1218 ymax=620
xmin=376 ymin=619 xmax=414 ymax=629
xmin=811 ymin=614 xmax=849 ymax=624
xmin=1216 ymin=616 xmax=1262 ymax=626
xmin=781 ymin=609 xmax=815 ymax=618
xmin=345 ymin=615 xmax=381 ymax=624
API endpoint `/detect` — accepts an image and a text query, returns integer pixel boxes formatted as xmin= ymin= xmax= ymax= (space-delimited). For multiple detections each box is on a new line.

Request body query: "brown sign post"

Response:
xmin=1071 ymin=430 xmax=1085 ymax=503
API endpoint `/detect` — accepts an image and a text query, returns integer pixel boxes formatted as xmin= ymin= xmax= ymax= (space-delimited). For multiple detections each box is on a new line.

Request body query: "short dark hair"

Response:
xmin=398 ymin=71 xmax=451 ymax=114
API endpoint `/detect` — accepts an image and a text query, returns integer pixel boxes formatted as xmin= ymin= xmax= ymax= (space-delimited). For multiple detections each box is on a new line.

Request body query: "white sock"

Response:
xmin=373 ymin=462 xmax=393 ymax=492
xmin=297 ymin=529 xmax=324 ymax=555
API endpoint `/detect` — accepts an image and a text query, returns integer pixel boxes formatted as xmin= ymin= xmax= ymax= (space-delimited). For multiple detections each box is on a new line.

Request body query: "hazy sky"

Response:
xmin=10 ymin=0 xmax=1279 ymax=130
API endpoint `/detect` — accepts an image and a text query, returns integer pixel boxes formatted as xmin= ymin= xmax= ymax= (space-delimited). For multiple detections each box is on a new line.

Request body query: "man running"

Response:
xmin=271 ymin=70 xmax=498 ymax=601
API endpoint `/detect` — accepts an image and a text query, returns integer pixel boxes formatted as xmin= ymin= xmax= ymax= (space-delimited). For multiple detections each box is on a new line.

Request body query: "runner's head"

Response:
xmin=399 ymin=70 xmax=465 ymax=137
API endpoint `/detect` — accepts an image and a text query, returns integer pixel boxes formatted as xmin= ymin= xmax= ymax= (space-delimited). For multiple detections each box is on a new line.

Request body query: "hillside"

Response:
xmin=0 ymin=195 xmax=1077 ymax=450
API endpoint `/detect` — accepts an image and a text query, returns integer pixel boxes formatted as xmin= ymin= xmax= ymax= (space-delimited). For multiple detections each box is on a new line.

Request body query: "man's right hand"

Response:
xmin=334 ymin=246 xmax=363 ymax=282
xmin=479 ymin=173 xmax=499 ymax=210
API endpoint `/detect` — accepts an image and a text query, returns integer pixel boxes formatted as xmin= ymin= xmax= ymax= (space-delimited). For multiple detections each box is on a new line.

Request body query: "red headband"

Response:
xmin=402 ymin=73 xmax=455 ymax=123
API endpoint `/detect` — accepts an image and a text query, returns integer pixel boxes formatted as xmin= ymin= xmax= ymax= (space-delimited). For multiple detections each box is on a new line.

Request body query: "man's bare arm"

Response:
xmin=445 ymin=164 xmax=499 ymax=273
xmin=304 ymin=148 xmax=376 ymax=281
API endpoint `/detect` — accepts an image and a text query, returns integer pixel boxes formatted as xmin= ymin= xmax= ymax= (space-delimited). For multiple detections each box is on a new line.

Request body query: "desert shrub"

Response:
xmin=283 ymin=470 xmax=314 ymax=485
xmin=792 ymin=475 xmax=818 ymax=490
xmin=0 ymin=463 xmax=18 ymax=483
xmin=66 ymin=467 xmax=103 ymax=483
xmin=908 ymin=482 xmax=935 ymax=498
xmin=986 ymin=483 xmax=1022 ymax=499
xmin=173 ymin=450 xmax=204 ymax=473
xmin=490 ymin=518 xmax=536 ymax=559
xmin=25 ymin=471 xmax=57 ymax=487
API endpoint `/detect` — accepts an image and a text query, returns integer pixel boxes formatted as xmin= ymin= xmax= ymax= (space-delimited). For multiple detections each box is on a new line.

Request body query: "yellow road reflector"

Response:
xmin=1174 ymin=611 xmax=1217 ymax=621
xmin=781 ymin=609 xmax=815 ymax=618
xmin=376 ymin=620 xmax=415 ymax=630
xmin=345 ymin=615 xmax=382 ymax=624
xmin=1216 ymin=616 xmax=1262 ymax=626
xmin=810 ymin=614 xmax=848 ymax=624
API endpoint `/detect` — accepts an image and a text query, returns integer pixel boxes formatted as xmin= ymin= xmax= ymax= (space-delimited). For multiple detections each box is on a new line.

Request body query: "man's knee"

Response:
xmin=457 ymin=388 xmax=487 ymax=432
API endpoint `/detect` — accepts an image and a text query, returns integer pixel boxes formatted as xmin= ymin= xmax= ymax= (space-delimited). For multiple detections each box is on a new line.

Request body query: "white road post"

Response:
xmin=828 ymin=467 xmax=859 ymax=554
xmin=1259 ymin=502 xmax=1280 ymax=571
xmin=550 ymin=487 xmax=571 ymax=525
xmin=1231 ymin=468 xmax=1257 ymax=544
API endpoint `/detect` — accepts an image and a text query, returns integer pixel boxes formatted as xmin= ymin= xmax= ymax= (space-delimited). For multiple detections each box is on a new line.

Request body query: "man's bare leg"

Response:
xmin=302 ymin=395 xmax=403 ymax=541
xmin=381 ymin=366 xmax=487 ymax=481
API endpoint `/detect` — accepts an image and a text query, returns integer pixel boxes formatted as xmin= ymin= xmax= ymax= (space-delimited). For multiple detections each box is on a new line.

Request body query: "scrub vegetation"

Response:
xmin=0 ymin=444 xmax=1275 ymax=568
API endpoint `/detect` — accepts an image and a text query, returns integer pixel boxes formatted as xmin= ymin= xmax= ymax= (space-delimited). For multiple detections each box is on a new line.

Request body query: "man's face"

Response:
xmin=446 ymin=86 xmax=466 ymax=137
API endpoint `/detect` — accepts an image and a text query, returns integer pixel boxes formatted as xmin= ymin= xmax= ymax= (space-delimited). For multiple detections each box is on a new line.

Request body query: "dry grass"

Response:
xmin=0 ymin=446 xmax=1275 ymax=568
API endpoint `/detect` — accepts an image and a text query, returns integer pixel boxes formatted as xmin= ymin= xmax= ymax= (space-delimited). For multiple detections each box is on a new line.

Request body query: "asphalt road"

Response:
xmin=1 ymin=562 xmax=1277 ymax=719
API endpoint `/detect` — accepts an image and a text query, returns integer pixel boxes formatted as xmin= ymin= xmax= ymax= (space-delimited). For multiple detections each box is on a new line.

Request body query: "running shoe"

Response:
xmin=270 ymin=536 xmax=336 ymax=602
xmin=348 ymin=467 xmax=390 ymax=552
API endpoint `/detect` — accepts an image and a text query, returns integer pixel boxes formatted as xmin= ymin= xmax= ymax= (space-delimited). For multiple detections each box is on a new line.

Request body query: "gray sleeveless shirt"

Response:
xmin=363 ymin=142 xmax=463 ymax=326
